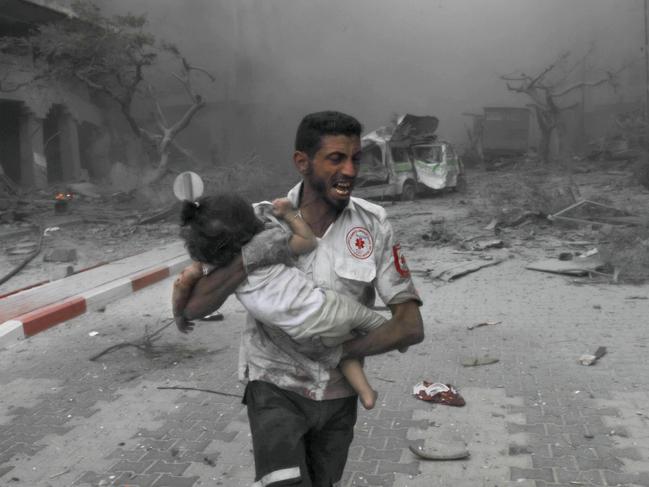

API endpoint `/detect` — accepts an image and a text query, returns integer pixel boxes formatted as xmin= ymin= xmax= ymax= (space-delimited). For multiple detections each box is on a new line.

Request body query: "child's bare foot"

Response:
xmin=360 ymin=389 xmax=379 ymax=410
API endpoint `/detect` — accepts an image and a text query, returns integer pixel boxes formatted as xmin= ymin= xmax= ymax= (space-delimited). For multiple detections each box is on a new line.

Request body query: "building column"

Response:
xmin=19 ymin=108 xmax=47 ymax=188
xmin=59 ymin=110 xmax=82 ymax=181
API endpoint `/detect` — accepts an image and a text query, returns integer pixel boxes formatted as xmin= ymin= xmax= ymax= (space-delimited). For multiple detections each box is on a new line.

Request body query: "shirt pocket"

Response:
xmin=334 ymin=256 xmax=376 ymax=286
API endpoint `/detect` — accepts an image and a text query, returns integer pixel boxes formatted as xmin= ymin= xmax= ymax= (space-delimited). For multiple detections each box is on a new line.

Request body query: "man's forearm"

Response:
xmin=184 ymin=255 xmax=247 ymax=319
xmin=342 ymin=300 xmax=424 ymax=359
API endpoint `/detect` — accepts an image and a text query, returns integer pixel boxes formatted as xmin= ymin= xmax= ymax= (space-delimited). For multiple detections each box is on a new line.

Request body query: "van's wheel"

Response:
xmin=401 ymin=181 xmax=416 ymax=201
xmin=451 ymin=173 xmax=467 ymax=193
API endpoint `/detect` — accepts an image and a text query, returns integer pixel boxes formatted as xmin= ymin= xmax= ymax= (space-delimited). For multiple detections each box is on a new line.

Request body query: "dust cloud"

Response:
xmin=102 ymin=0 xmax=644 ymax=170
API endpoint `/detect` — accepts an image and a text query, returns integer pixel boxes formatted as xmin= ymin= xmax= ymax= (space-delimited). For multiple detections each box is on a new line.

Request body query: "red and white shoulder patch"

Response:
xmin=346 ymin=227 xmax=374 ymax=259
xmin=392 ymin=244 xmax=410 ymax=277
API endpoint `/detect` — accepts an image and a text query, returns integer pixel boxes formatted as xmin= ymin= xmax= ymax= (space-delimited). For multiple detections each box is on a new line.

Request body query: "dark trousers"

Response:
xmin=243 ymin=380 xmax=358 ymax=486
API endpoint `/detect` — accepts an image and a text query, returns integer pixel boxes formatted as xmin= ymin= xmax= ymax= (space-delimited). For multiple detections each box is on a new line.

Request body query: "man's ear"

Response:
xmin=293 ymin=151 xmax=310 ymax=176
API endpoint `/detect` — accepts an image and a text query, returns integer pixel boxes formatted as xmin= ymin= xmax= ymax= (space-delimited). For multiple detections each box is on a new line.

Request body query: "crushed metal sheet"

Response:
xmin=429 ymin=258 xmax=505 ymax=282
xmin=526 ymin=255 xmax=605 ymax=276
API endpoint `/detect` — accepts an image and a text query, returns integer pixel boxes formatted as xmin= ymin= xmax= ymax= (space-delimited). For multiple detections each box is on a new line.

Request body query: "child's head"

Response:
xmin=180 ymin=193 xmax=264 ymax=267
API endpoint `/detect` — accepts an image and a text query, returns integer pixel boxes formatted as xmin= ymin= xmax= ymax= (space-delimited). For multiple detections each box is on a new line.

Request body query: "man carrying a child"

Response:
xmin=175 ymin=111 xmax=424 ymax=487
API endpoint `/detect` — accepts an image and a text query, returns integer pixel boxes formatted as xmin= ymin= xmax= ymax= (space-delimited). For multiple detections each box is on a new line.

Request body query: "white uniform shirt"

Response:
xmin=238 ymin=182 xmax=421 ymax=400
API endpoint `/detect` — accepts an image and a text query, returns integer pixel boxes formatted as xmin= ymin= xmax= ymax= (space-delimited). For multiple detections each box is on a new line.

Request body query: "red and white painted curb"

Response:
xmin=0 ymin=255 xmax=190 ymax=345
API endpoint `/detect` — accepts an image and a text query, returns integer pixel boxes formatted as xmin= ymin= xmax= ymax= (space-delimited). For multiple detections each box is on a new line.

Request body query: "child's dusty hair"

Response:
xmin=180 ymin=193 xmax=264 ymax=268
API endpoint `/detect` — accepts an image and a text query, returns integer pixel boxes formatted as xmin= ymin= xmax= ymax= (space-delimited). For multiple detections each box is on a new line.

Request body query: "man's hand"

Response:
xmin=241 ymin=226 xmax=293 ymax=273
xmin=182 ymin=227 xmax=295 ymax=320
xmin=342 ymin=300 xmax=423 ymax=359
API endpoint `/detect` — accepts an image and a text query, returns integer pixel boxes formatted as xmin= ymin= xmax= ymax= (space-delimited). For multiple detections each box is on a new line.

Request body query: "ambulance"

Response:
xmin=354 ymin=114 xmax=464 ymax=201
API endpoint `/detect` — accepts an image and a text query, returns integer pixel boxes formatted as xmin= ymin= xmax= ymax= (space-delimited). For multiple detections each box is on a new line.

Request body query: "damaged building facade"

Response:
xmin=0 ymin=0 xmax=107 ymax=189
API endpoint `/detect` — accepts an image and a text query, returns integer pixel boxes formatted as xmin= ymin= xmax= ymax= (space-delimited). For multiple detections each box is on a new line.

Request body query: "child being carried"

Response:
xmin=172 ymin=192 xmax=394 ymax=409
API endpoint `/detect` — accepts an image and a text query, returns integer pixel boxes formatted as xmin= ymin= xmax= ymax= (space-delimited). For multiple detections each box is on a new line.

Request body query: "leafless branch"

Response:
xmin=171 ymin=140 xmax=207 ymax=166
xmin=147 ymin=84 xmax=168 ymax=129
xmin=552 ymin=67 xmax=622 ymax=98
xmin=168 ymin=100 xmax=205 ymax=140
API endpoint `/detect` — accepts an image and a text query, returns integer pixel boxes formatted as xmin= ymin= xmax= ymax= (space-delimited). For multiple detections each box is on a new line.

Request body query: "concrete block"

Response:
xmin=43 ymin=247 xmax=77 ymax=263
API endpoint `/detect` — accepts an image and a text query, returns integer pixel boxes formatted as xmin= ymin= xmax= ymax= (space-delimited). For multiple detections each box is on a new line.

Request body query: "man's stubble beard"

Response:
xmin=304 ymin=161 xmax=347 ymax=211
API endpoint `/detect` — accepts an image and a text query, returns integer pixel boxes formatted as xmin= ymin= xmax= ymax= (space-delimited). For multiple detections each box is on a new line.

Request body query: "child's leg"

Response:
xmin=172 ymin=262 xmax=203 ymax=333
xmin=340 ymin=358 xmax=378 ymax=410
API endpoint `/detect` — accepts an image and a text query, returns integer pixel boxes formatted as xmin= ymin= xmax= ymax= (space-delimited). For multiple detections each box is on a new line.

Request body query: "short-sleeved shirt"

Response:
xmin=238 ymin=182 xmax=421 ymax=400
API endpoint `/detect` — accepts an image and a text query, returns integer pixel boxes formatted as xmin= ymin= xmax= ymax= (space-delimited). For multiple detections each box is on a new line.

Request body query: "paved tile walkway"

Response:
xmin=1 ymin=236 xmax=648 ymax=486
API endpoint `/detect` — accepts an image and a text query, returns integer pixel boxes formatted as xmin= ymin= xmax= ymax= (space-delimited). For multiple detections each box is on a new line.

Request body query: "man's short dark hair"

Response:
xmin=295 ymin=111 xmax=362 ymax=158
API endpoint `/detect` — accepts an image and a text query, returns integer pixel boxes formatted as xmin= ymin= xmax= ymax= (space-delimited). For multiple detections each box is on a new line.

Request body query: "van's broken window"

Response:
xmin=390 ymin=147 xmax=410 ymax=162
xmin=413 ymin=146 xmax=442 ymax=163
xmin=360 ymin=145 xmax=383 ymax=172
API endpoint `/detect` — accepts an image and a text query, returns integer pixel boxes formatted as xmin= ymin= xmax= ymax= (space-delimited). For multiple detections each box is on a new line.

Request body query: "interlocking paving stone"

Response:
xmin=145 ymin=460 xmax=191 ymax=475
xmin=0 ymin=465 xmax=14 ymax=478
xmin=150 ymin=473 xmax=200 ymax=486
xmin=348 ymin=471 xmax=395 ymax=486
xmin=509 ymin=467 xmax=555 ymax=483
xmin=361 ymin=447 xmax=402 ymax=462
xmin=554 ymin=467 xmax=605 ymax=485
xmin=376 ymin=460 xmax=419 ymax=476
xmin=111 ymin=459 xmax=157 ymax=474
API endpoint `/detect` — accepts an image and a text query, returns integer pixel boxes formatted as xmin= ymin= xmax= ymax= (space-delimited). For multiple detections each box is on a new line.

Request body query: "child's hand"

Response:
xmin=175 ymin=315 xmax=195 ymax=334
xmin=272 ymin=198 xmax=296 ymax=218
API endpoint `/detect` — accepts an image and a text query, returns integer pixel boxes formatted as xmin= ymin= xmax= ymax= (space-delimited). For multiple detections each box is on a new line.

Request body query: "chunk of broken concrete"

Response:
xmin=578 ymin=346 xmax=607 ymax=366
xmin=461 ymin=355 xmax=500 ymax=367
xmin=43 ymin=248 xmax=77 ymax=263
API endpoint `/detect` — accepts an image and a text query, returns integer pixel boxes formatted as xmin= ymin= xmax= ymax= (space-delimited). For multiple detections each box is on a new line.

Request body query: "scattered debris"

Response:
xmin=6 ymin=241 xmax=38 ymax=256
xmin=508 ymin=444 xmax=532 ymax=455
xmin=464 ymin=239 xmax=504 ymax=251
xmin=203 ymin=456 xmax=217 ymax=467
xmin=549 ymin=199 xmax=642 ymax=227
xmin=198 ymin=312 xmax=224 ymax=322
xmin=526 ymin=255 xmax=606 ymax=277
xmin=43 ymin=226 xmax=61 ymax=236
xmin=413 ymin=381 xmax=465 ymax=406
xmin=156 ymin=385 xmax=243 ymax=399
xmin=409 ymin=440 xmax=470 ymax=461
xmin=68 ymin=182 xmax=102 ymax=199
xmin=0 ymin=165 xmax=19 ymax=195
xmin=429 ymin=258 xmax=505 ymax=282
xmin=89 ymin=319 xmax=175 ymax=361
xmin=137 ymin=201 xmax=181 ymax=225
xmin=43 ymin=248 xmax=78 ymax=263
xmin=421 ymin=219 xmax=458 ymax=244
xmin=461 ymin=356 xmax=500 ymax=367
xmin=375 ymin=377 xmax=396 ymax=383
xmin=626 ymin=295 xmax=648 ymax=300
xmin=467 ymin=320 xmax=501 ymax=331
xmin=0 ymin=227 xmax=44 ymax=287
xmin=49 ymin=468 xmax=70 ymax=480
xmin=578 ymin=346 xmax=607 ymax=366
xmin=54 ymin=192 xmax=73 ymax=214
xmin=88 ymin=331 xmax=99 ymax=337
xmin=507 ymin=211 xmax=546 ymax=227
xmin=484 ymin=218 xmax=498 ymax=231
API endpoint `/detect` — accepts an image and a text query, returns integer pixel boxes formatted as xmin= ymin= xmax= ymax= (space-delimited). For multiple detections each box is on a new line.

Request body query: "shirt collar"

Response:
xmin=287 ymin=181 xmax=357 ymax=214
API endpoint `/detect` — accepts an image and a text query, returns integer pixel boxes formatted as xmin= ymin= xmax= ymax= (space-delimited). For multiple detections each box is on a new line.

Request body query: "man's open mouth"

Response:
xmin=333 ymin=181 xmax=353 ymax=197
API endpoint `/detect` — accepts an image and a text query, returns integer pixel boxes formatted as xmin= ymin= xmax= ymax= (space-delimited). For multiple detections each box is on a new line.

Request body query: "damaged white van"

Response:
xmin=354 ymin=114 xmax=464 ymax=201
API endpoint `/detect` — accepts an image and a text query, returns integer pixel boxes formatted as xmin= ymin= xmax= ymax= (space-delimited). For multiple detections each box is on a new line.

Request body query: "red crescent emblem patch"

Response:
xmin=392 ymin=244 xmax=410 ymax=277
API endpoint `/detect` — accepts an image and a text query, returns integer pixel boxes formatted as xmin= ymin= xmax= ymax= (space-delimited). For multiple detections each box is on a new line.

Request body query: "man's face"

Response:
xmin=299 ymin=134 xmax=362 ymax=210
